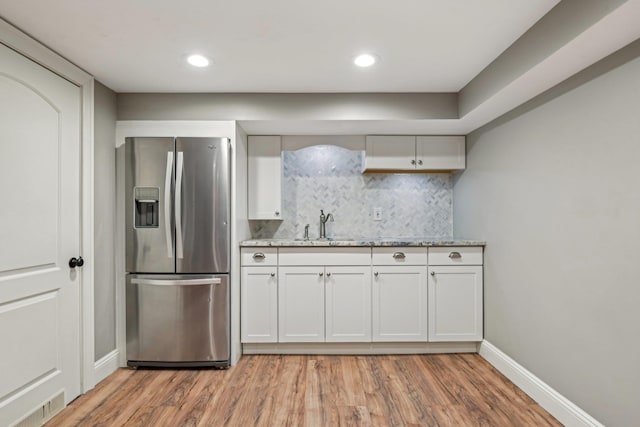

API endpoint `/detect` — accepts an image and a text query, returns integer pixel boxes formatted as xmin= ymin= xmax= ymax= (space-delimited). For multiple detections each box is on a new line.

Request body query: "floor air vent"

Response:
xmin=13 ymin=390 xmax=65 ymax=427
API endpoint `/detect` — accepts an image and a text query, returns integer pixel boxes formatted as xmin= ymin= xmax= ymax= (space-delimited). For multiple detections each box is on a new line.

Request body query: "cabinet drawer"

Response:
xmin=241 ymin=248 xmax=278 ymax=266
xmin=279 ymin=248 xmax=371 ymax=266
xmin=428 ymin=247 xmax=483 ymax=266
xmin=372 ymin=247 xmax=426 ymax=265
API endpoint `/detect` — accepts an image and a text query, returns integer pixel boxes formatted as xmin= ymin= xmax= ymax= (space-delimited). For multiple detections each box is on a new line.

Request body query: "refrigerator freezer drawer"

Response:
xmin=126 ymin=274 xmax=230 ymax=367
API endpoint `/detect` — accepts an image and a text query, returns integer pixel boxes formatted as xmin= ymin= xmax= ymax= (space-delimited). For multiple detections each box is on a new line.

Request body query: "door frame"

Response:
xmin=0 ymin=19 xmax=97 ymax=392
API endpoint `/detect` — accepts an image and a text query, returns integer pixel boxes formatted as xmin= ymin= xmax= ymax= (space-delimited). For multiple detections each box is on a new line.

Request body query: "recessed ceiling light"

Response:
xmin=354 ymin=53 xmax=377 ymax=67
xmin=186 ymin=54 xmax=209 ymax=67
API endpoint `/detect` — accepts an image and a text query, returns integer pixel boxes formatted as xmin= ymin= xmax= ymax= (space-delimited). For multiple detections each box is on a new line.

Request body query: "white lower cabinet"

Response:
xmin=241 ymin=266 xmax=278 ymax=343
xmin=325 ymin=266 xmax=372 ymax=342
xmin=278 ymin=266 xmax=325 ymax=342
xmin=372 ymin=266 xmax=428 ymax=342
xmin=241 ymin=245 xmax=483 ymax=346
xmin=278 ymin=265 xmax=372 ymax=343
xmin=428 ymin=265 xmax=483 ymax=342
xmin=248 ymin=136 xmax=282 ymax=220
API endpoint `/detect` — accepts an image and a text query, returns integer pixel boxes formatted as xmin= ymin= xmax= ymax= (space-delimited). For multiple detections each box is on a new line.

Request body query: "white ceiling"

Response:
xmin=0 ymin=0 xmax=559 ymax=92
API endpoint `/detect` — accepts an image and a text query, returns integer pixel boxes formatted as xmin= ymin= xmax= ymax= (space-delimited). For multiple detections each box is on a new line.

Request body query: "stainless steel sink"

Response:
xmin=293 ymin=238 xmax=355 ymax=242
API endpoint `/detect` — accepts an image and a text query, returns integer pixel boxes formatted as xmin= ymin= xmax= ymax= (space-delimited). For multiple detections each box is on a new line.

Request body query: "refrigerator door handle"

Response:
xmin=131 ymin=278 xmax=222 ymax=286
xmin=175 ymin=151 xmax=184 ymax=259
xmin=164 ymin=151 xmax=174 ymax=258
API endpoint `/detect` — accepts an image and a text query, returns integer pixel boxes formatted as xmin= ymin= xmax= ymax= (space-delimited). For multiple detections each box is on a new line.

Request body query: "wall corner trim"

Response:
xmin=478 ymin=341 xmax=604 ymax=427
xmin=94 ymin=350 xmax=120 ymax=385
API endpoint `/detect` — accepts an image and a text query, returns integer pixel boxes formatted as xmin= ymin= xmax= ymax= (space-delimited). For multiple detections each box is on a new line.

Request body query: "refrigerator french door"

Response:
xmin=125 ymin=137 xmax=230 ymax=367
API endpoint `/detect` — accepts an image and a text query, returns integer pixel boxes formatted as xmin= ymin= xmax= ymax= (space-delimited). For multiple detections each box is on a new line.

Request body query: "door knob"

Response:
xmin=69 ymin=256 xmax=84 ymax=268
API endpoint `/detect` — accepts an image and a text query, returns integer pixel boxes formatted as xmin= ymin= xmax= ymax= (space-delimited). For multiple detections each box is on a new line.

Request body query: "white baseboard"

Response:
xmin=478 ymin=341 xmax=603 ymax=427
xmin=93 ymin=349 xmax=120 ymax=385
xmin=243 ymin=341 xmax=478 ymax=355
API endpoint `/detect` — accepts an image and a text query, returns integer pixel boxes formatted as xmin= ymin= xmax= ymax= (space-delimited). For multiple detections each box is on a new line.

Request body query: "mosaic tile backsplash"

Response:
xmin=250 ymin=145 xmax=453 ymax=239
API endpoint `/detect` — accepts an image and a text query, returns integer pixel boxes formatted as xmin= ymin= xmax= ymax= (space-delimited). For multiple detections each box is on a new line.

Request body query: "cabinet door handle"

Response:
xmin=374 ymin=271 xmax=379 ymax=277
xmin=392 ymin=252 xmax=406 ymax=259
xmin=448 ymin=251 xmax=462 ymax=259
xmin=270 ymin=272 xmax=276 ymax=277
xmin=275 ymin=211 xmax=280 ymax=216
xmin=326 ymin=272 xmax=331 ymax=277
xmin=252 ymin=252 xmax=266 ymax=260
xmin=319 ymin=272 xmax=323 ymax=277
xmin=430 ymin=271 xmax=435 ymax=276
xmin=410 ymin=159 xmax=416 ymax=165
xmin=417 ymin=159 xmax=423 ymax=165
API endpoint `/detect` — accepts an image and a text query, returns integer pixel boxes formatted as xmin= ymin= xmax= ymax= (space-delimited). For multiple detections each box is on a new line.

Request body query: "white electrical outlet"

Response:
xmin=373 ymin=207 xmax=383 ymax=221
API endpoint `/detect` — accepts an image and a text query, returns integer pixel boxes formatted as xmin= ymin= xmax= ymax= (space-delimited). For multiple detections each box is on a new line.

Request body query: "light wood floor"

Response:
xmin=47 ymin=354 xmax=560 ymax=426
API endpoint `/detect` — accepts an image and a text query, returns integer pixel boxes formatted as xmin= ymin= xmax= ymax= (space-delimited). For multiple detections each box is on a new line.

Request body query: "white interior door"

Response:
xmin=0 ymin=43 xmax=82 ymax=426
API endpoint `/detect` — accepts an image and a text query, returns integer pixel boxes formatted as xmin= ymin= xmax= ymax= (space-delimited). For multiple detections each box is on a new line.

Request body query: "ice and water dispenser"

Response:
xmin=134 ymin=187 xmax=159 ymax=228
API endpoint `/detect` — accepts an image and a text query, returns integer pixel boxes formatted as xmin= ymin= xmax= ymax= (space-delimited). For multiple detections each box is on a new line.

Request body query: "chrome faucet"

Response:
xmin=319 ymin=209 xmax=334 ymax=240
xmin=303 ymin=224 xmax=310 ymax=241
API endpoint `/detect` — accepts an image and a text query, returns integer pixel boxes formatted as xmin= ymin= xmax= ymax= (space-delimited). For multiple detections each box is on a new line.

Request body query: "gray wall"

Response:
xmin=453 ymin=42 xmax=640 ymax=426
xmin=94 ymin=81 xmax=117 ymax=361
xmin=117 ymin=93 xmax=457 ymax=121
xmin=459 ymin=0 xmax=626 ymax=116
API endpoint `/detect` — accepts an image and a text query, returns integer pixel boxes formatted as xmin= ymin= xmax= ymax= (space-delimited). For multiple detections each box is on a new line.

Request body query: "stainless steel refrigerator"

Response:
xmin=125 ymin=137 xmax=230 ymax=368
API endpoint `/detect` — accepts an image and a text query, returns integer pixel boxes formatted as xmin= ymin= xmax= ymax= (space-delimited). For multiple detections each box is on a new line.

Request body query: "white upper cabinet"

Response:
xmin=416 ymin=136 xmax=465 ymax=171
xmin=363 ymin=135 xmax=465 ymax=172
xmin=363 ymin=135 xmax=416 ymax=171
xmin=248 ymin=136 xmax=282 ymax=220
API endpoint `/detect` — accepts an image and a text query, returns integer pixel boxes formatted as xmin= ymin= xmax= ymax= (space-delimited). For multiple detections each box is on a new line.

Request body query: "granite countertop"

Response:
xmin=240 ymin=238 xmax=485 ymax=247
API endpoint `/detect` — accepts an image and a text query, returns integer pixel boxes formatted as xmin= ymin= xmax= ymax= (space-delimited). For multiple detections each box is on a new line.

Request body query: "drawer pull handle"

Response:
xmin=252 ymin=252 xmax=266 ymax=260
xmin=448 ymin=252 xmax=462 ymax=259
xmin=392 ymin=252 xmax=406 ymax=259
